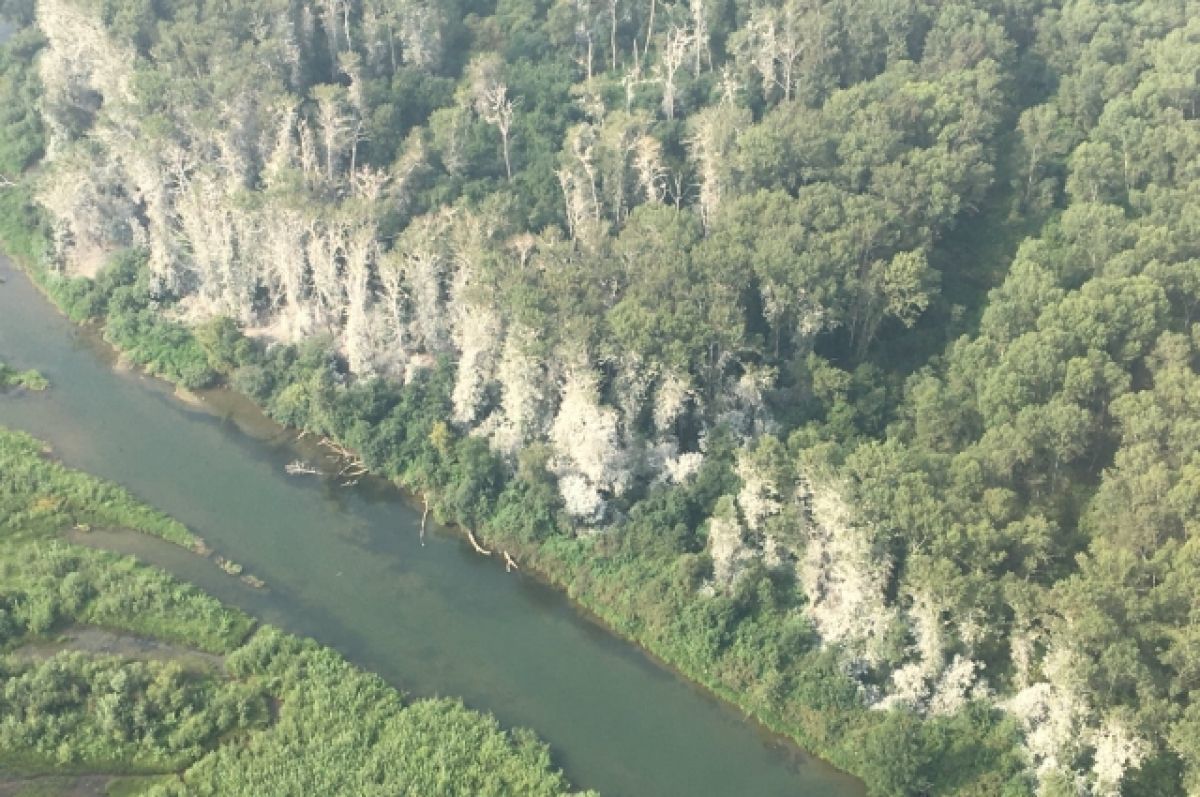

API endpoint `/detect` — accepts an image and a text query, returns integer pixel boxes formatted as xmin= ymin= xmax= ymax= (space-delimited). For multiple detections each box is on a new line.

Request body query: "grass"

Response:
xmin=0 ymin=361 xmax=49 ymax=390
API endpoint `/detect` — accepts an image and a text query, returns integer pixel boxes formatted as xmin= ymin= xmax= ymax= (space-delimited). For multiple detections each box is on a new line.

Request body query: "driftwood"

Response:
xmin=320 ymin=437 xmax=367 ymax=478
xmin=214 ymin=556 xmax=243 ymax=576
xmin=320 ymin=437 xmax=358 ymax=459
xmin=420 ymin=498 xmax=429 ymax=546
xmin=467 ymin=529 xmax=492 ymax=556
xmin=504 ymin=551 xmax=519 ymax=572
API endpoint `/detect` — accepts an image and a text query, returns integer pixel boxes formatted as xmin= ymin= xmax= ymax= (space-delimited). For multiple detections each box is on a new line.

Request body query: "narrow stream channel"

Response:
xmin=0 ymin=256 xmax=865 ymax=796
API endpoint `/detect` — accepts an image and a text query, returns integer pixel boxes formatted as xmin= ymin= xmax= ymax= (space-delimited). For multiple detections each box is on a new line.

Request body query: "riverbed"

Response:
xmin=0 ymin=255 xmax=864 ymax=796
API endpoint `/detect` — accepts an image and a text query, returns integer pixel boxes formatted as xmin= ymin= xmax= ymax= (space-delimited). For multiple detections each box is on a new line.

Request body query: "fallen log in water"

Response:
xmin=467 ymin=529 xmax=492 ymax=556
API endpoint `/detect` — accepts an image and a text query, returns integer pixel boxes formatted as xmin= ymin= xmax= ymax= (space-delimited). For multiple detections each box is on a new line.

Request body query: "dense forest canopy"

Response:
xmin=1 ymin=0 xmax=1199 ymax=794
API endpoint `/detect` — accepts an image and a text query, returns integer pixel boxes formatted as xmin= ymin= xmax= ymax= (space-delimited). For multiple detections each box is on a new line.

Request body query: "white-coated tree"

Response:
xmin=668 ymin=451 xmax=705 ymax=483
xmin=393 ymin=210 xmax=455 ymax=354
xmin=927 ymin=655 xmax=986 ymax=717
xmin=175 ymin=170 xmax=257 ymax=322
xmin=1005 ymin=646 xmax=1094 ymax=793
xmin=306 ymin=216 xmax=347 ymax=329
xmin=375 ymin=247 xmax=412 ymax=376
xmin=450 ymin=298 xmax=502 ymax=425
xmin=264 ymin=101 xmax=301 ymax=186
xmin=558 ymin=124 xmax=606 ymax=240
xmin=35 ymin=0 xmax=135 ymax=154
xmin=312 ymin=84 xmax=355 ymax=183
xmin=557 ymin=472 xmax=605 ymax=521
xmin=686 ymin=103 xmax=749 ymax=231
xmin=261 ymin=202 xmax=315 ymax=340
xmin=714 ymin=363 xmax=776 ymax=439
xmin=468 ymin=56 xmax=519 ymax=180
xmin=1005 ymin=645 xmax=1151 ymax=795
xmin=549 ymin=363 xmax=631 ymax=520
xmin=632 ymin=133 xmax=669 ymax=204
xmin=731 ymin=0 xmax=832 ymax=103
xmin=91 ymin=121 xmax=186 ymax=290
xmin=799 ymin=476 xmax=899 ymax=671
xmin=38 ymin=151 xmax=138 ymax=277
xmin=1091 ymin=715 xmax=1150 ymax=797
xmin=396 ymin=0 xmax=444 ymax=70
xmin=706 ymin=495 xmax=751 ymax=588
xmin=297 ymin=117 xmax=322 ymax=183
xmin=686 ymin=0 xmax=712 ymax=76
xmin=343 ymin=220 xmax=380 ymax=374
xmin=655 ymin=24 xmax=693 ymax=121
xmin=736 ymin=446 xmax=784 ymax=533
xmin=652 ymin=370 xmax=693 ymax=438
xmin=490 ymin=324 xmax=552 ymax=456
xmin=874 ymin=589 xmax=944 ymax=711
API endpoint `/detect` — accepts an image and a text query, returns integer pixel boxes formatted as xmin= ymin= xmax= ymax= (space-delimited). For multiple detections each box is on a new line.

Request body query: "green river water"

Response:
xmin=0 ymin=255 xmax=864 ymax=796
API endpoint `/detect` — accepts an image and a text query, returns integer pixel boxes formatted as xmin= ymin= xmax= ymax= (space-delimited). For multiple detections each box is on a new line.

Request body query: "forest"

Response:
xmin=0 ymin=0 xmax=1197 ymax=794
xmin=0 ymin=423 xmax=591 ymax=795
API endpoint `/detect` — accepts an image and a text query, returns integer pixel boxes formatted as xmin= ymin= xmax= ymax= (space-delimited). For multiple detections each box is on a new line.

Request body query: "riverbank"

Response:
xmin=0 ymin=251 xmax=868 ymax=796
xmin=4 ymin=246 xmax=876 ymax=785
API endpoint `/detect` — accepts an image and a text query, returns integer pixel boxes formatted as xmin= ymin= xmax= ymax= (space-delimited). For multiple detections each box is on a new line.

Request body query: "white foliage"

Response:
xmin=707 ymin=502 xmax=751 ymax=588
xmin=36 ymin=0 xmax=135 ymax=154
xmin=1006 ymin=678 xmax=1090 ymax=794
xmin=1090 ymin=717 xmax=1149 ymax=797
xmin=874 ymin=592 xmax=944 ymax=711
xmin=490 ymin=325 xmax=550 ymax=456
xmin=306 ymin=218 xmax=347 ymax=326
xmin=665 ymin=451 xmax=705 ymax=484
xmin=557 ymin=472 xmax=605 ymax=522
xmin=1001 ymin=647 xmax=1149 ymax=796
xmin=37 ymin=154 xmax=137 ymax=277
xmin=613 ymin=357 xmax=656 ymax=445
xmin=398 ymin=211 xmax=453 ymax=353
xmin=549 ymin=366 xmax=630 ymax=520
xmin=108 ymin=136 xmax=186 ymax=291
xmin=928 ymin=655 xmax=987 ymax=717
xmin=175 ymin=171 xmax=258 ymax=323
xmin=715 ymin=365 xmax=778 ymax=440
xmin=633 ymin=134 xmax=668 ymax=204
xmin=799 ymin=478 xmax=898 ymax=671
xmin=343 ymin=225 xmax=379 ymax=375
xmin=736 ymin=451 xmax=783 ymax=532
xmin=397 ymin=0 xmax=443 ymax=69
xmin=451 ymin=301 xmax=501 ymax=425
xmin=653 ymin=371 xmax=693 ymax=437
xmin=686 ymin=104 xmax=749 ymax=230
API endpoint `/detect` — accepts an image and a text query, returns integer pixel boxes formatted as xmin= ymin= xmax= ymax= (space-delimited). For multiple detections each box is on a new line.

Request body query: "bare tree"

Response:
xmin=655 ymin=25 xmax=693 ymax=120
xmin=470 ymin=57 xmax=519 ymax=180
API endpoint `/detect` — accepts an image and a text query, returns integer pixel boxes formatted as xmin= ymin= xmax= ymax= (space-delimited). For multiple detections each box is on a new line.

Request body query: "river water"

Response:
xmin=0 ymin=256 xmax=863 ymax=796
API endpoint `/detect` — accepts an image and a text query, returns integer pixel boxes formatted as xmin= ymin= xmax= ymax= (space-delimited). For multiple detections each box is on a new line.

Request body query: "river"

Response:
xmin=0 ymin=256 xmax=864 ymax=796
